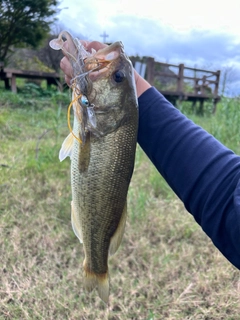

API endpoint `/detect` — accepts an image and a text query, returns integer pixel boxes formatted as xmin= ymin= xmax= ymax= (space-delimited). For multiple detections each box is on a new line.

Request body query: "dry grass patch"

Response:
xmin=1 ymin=95 xmax=240 ymax=319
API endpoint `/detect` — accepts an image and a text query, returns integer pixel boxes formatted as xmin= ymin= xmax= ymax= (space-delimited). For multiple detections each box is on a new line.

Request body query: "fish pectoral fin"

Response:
xmin=109 ymin=201 xmax=127 ymax=256
xmin=71 ymin=201 xmax=83 ymax=243
xmin=83 ymin=262 xmax=109 ymax=304
xmin=59 ymin=133 xmax=74 ymax=162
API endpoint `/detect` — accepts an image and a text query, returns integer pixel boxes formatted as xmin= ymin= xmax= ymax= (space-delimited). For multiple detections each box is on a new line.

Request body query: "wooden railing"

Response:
xmin=131 ymin=56 xmax=221 ymax=112
xmin=0 ymin=62 xmax=60 ymax=93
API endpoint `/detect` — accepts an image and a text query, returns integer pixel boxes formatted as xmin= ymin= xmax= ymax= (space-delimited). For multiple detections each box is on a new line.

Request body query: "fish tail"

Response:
xmin=83 ymin=262 xmax=109 ymax=303
xmin=96 ymin=272 xmax=109 ymax=304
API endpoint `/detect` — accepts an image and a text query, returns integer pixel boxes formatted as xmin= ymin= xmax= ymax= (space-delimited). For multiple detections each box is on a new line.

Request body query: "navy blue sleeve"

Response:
xmin=137 ymin=86 xmax=240 ymax=269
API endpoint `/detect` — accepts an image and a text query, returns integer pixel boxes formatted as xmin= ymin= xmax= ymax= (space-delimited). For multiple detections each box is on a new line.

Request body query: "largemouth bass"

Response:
xmin=50 ymin=31 xmax=138 ymax=303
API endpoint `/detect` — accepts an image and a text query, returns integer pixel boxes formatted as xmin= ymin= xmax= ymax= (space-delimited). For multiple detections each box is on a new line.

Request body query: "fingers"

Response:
xmin=86 ymin=41 xmax=107 ymax=52
xmin=59 ymin=40 xmax=108 ymax=87
xmin=80 ymin=40 xmax=90 ymax=48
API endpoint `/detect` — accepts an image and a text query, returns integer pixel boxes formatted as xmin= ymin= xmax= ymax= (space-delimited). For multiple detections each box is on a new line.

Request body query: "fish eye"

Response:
xmin=113 ymin=70 xmax=125 ymax=83
xmin=80 ymin=95 xmax=89 ymax=107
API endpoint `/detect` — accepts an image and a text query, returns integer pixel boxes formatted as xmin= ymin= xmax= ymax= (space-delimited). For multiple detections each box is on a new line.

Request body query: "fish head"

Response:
xmin=50 ymin=31 xmax=138 ymax=142
xmin=82 ymin=42 xmax=138 ymax=136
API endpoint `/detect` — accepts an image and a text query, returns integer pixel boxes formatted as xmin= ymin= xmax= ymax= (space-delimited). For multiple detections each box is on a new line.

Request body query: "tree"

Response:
xmin=0 ymin=0 xmax=59 ymax=64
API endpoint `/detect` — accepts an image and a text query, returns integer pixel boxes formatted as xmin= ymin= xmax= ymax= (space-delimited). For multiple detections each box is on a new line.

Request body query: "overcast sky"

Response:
xmin=56 ymin=0 xmax=240 ymax=95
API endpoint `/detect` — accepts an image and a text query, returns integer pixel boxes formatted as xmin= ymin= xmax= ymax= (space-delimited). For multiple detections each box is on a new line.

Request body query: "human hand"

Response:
xmin=60 ymin=40 xmax=151 ymax=98
xmin=60 ymin=40 xmax=106 ymax=85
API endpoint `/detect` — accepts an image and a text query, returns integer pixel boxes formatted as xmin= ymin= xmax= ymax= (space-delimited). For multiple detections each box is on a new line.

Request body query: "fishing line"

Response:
xmin=67 ymin=93 xmax=83 ymax=144
xmin=68 ymin=57 xmax=111 ymax=145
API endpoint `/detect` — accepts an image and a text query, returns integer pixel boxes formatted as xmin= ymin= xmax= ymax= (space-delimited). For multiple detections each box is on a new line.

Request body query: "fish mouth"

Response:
xmin=83 ymin=42 xmax=123 ymax=81
xmin=83 ymin=58 xmax=112 ymax=81
xmin=50 ymin=31 xmax=123 ymax=83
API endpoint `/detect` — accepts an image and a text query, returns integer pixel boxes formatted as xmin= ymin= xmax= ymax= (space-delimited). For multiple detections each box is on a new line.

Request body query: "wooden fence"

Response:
xmin=0 ymin=62 xmax=60 ymax=93
xmin=131 ymin=57 xmax=221 ymax=113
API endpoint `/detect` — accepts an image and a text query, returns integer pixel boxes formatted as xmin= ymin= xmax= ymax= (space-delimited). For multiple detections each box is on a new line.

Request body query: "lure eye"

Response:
xmin=80 ymin=95 xmax=89 ymax=107
xmin=113 ymin=70 xmax=125 ymax=83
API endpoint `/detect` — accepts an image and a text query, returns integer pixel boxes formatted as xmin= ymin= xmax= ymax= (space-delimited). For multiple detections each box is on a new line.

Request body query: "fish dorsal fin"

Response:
xmin=109 ymin=201 xmax=127 ymax=256
xmin=59 ymin=133 xmax=74 ymax=162
xmin=71 ymin=201 xmax=83 ymax=243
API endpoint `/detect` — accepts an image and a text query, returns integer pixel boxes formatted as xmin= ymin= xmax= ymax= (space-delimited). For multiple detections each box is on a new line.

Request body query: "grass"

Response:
xmin=0 ymin=89 xmax=240 ymax=319
xmin=178 ymin=97 xmax=240 ymax=154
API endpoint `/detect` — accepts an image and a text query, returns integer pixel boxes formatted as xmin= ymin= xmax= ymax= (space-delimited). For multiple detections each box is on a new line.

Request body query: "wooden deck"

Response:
xmin=0 ymin=62 xmax=60 ymax=93
xmin=132 ymin=57 xmax=221 ymax=113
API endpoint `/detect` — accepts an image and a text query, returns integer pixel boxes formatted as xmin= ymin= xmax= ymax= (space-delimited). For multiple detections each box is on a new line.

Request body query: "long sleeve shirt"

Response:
xmin=137 ymin=87 xmax=240 ymax=269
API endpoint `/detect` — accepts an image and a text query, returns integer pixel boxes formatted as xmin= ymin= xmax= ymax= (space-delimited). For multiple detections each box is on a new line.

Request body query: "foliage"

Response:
xmin=177 ymin=99 xmax=216 ymax=116
xmin=0 ymin=85 xmax=69 ymax=110
xmin=7 ymin=49 xmax=55 ymax=72
xmin=180 ymin=96 xmax=240 ymax=154
xmin=0 ymin=0 xmax=60 ymax=63
xmin=0 ymin=93 xmax=240 ymax=318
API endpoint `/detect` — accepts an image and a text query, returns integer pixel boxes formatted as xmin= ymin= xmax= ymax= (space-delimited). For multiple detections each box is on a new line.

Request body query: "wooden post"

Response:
xmin=201 ymin=76 xmax=206 ymax=95
xmin=198 ymin=100 xmax=204 ymax=115
xmin=212 ymin=99 xmax=217 ymax=114
xmin=214 ymin=70 xmax=221 ymax=97
xmin=4 ymin=78 xmax=10 ymax=90
xmin=192 ymin=100 xmax=196 ymax=112
xmin=177 ymin=64 xmax=184 ymax=92
xmin=194 ymin=79 xmax=199 ymax=94
xmin=146 ymin=57 xmax=155 ymax=85
xmin=11 ymin=75 xmax=17 ymax=93
xmin=47 ymin=78 xmax=52 ymax=90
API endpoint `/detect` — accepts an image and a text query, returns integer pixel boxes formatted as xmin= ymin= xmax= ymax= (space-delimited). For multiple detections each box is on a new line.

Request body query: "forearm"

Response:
xmin=134 ymin=71 xmax=151 ymax=98
xmin=137 ymin=87 xmax=240 ymax=269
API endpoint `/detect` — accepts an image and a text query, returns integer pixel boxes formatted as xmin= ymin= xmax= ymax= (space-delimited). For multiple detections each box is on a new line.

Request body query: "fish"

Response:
xmin=50 ymin=31 xmax=138 ymax=303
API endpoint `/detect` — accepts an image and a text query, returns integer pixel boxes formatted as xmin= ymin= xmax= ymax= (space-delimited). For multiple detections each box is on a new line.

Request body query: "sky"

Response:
xmin=56 ymin=0 xmax=240 ymax=95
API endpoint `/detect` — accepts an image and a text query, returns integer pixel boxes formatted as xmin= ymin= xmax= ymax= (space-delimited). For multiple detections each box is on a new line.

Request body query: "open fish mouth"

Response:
xmin=84 ymin=55 xmax=117 ymax=72
xmin=79 ymin=45 xmax=123 ymax=83
xmin=72 ymin=58 xmax=113 ymax=84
